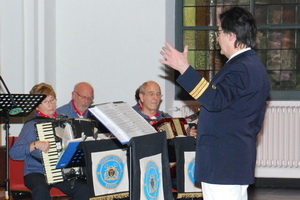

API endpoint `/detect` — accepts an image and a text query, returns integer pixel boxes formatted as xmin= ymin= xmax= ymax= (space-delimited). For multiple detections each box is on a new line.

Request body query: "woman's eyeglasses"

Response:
xmin=41 ymin=98 xmax=57 ymax=105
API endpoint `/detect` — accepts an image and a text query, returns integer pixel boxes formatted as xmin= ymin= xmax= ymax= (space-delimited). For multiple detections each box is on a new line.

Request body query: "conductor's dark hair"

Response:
xmin=220 ymin=7 xmax=257 ymax=48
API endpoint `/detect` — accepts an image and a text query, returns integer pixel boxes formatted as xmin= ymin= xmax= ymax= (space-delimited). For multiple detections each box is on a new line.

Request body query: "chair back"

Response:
xmin=8 ymin=136 xmax=30 ymax=192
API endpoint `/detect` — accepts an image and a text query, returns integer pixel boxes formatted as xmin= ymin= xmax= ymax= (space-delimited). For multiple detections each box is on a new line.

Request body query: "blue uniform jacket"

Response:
xmin=177 ymin=50 xmax=270 ymax=185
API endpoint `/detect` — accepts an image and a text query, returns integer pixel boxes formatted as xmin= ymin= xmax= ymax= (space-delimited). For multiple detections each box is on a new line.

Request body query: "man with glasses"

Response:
xmin=134 ymin=81 xmax=197 ymax=133
xmin=133 ymin=81 xmax=171 ymax=125
xmin=159 ymin=7 xmax=270 ymax=200
xmin=134 ymin=81 xmax=198 ymax=195
xmin=57 ymin=82 xmax=94 ymax=119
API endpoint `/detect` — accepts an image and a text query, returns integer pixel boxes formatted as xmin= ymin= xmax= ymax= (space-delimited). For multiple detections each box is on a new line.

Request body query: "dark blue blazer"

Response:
xmin=177 ymin=50 xmax=270 ymax=185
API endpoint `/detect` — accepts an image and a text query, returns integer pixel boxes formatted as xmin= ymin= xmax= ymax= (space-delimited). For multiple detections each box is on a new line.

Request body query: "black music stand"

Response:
xmin=0 ymin=93 xmax=46 ymax=199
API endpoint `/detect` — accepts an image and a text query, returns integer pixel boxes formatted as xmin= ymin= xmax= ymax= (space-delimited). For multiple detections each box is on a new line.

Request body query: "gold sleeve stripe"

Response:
xmin=189 ymin=78 xmax=209 ymax=99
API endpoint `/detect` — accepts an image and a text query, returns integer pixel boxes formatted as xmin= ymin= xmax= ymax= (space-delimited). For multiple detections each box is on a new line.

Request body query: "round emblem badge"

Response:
xmin=96 ymin=154 xmax=124 ymax=189
xmin=143 ymin=161 xmax=161 ymax=199
xmin=188 ymin=158 xmax=196 ymax=183
xmin=9 ymin=108 xmax=22 ymax=115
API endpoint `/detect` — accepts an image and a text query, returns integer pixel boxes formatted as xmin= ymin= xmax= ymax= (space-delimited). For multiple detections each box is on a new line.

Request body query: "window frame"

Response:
xmin=175 ymin=0 xmax=300 ymax=101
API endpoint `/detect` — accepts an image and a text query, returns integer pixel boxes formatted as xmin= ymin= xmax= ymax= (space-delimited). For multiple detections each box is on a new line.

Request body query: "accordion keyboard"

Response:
xmin=36 ymin=122 xmax=64 ymax=184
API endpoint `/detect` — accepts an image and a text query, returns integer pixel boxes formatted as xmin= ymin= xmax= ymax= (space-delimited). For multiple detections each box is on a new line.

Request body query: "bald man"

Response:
xmin=57 ymin=82 xmax=94 ymax=119
xmin=133 ymin=81 xmax=171 ymax=125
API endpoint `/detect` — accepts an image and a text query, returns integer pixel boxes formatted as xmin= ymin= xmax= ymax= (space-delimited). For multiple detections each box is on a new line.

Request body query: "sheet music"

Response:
xmin=89 ymin=102 xmax=156 ymax=144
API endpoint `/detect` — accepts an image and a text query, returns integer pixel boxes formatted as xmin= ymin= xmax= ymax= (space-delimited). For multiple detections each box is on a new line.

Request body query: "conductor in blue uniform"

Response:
xmin=159 ymin=7 xmax=270 ymax=200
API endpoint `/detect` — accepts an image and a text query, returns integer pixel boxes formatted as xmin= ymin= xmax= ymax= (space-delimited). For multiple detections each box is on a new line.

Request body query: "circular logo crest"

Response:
xmin=188 ymin=158 xmax=196 ymax=184
xmin=143 ymin=161 xmax=161 ymax=199
xmin=96 ymin=154 xmax=124 ymax=189
xmin=9 ymin=108 xmax=22 ymax=115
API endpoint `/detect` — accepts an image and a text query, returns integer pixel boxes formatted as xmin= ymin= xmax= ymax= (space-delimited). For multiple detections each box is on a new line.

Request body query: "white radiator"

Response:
xmin=256 ymin=106 xmax=300 ymax=169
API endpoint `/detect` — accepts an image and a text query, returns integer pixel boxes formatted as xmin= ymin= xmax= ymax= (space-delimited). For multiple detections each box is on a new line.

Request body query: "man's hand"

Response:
xmin=189 ymin=126 xmax=197 ymax=137
xmin=159 ymin=41 xmax=190 ymax=74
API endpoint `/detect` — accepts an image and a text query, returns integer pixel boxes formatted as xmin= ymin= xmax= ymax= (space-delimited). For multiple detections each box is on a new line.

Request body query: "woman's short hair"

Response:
xmin=30 ymin=82 xmax=56 ymax=98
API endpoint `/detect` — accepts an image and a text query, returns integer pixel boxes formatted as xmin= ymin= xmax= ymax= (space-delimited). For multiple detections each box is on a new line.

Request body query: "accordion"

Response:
xmin=152 ymin=118 xmax=188 ymax=139
xmin=35 ymin=118 xmax=98 ymax=184
xmin=54 ymin=118 xmax=98 ymax=148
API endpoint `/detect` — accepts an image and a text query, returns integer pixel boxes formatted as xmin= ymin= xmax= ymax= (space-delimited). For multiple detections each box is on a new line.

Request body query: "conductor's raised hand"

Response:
xmin=159 ymin=41 xmax=190 ymax=74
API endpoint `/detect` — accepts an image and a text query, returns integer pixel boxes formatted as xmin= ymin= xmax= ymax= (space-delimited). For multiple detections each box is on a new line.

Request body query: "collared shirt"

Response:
xmin=135 ymin=109 xmax=171 ymax=125
xmin=57 ymin=100 xmax=90 ymax=119
xmin=228 ymin=47 xmax=251 ymax=62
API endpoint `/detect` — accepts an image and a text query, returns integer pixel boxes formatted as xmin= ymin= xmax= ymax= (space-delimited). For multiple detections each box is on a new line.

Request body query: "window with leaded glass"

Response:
xmin=175 ymin=0 xmax=300 ymax=100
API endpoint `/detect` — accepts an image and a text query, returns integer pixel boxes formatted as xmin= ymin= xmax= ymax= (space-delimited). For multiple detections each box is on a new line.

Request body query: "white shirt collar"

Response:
xmin=228 ymin=47 xmax=251 ymax=62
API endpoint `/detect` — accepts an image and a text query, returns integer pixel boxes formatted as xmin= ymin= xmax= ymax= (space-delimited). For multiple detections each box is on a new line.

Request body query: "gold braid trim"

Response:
xmin=89 ymin=192 xmax=129 ymax=200
xmin=177 ymin=192 xmax=203 ymax=199
xmin=189 ymin=78 xmax=209 ymax=99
